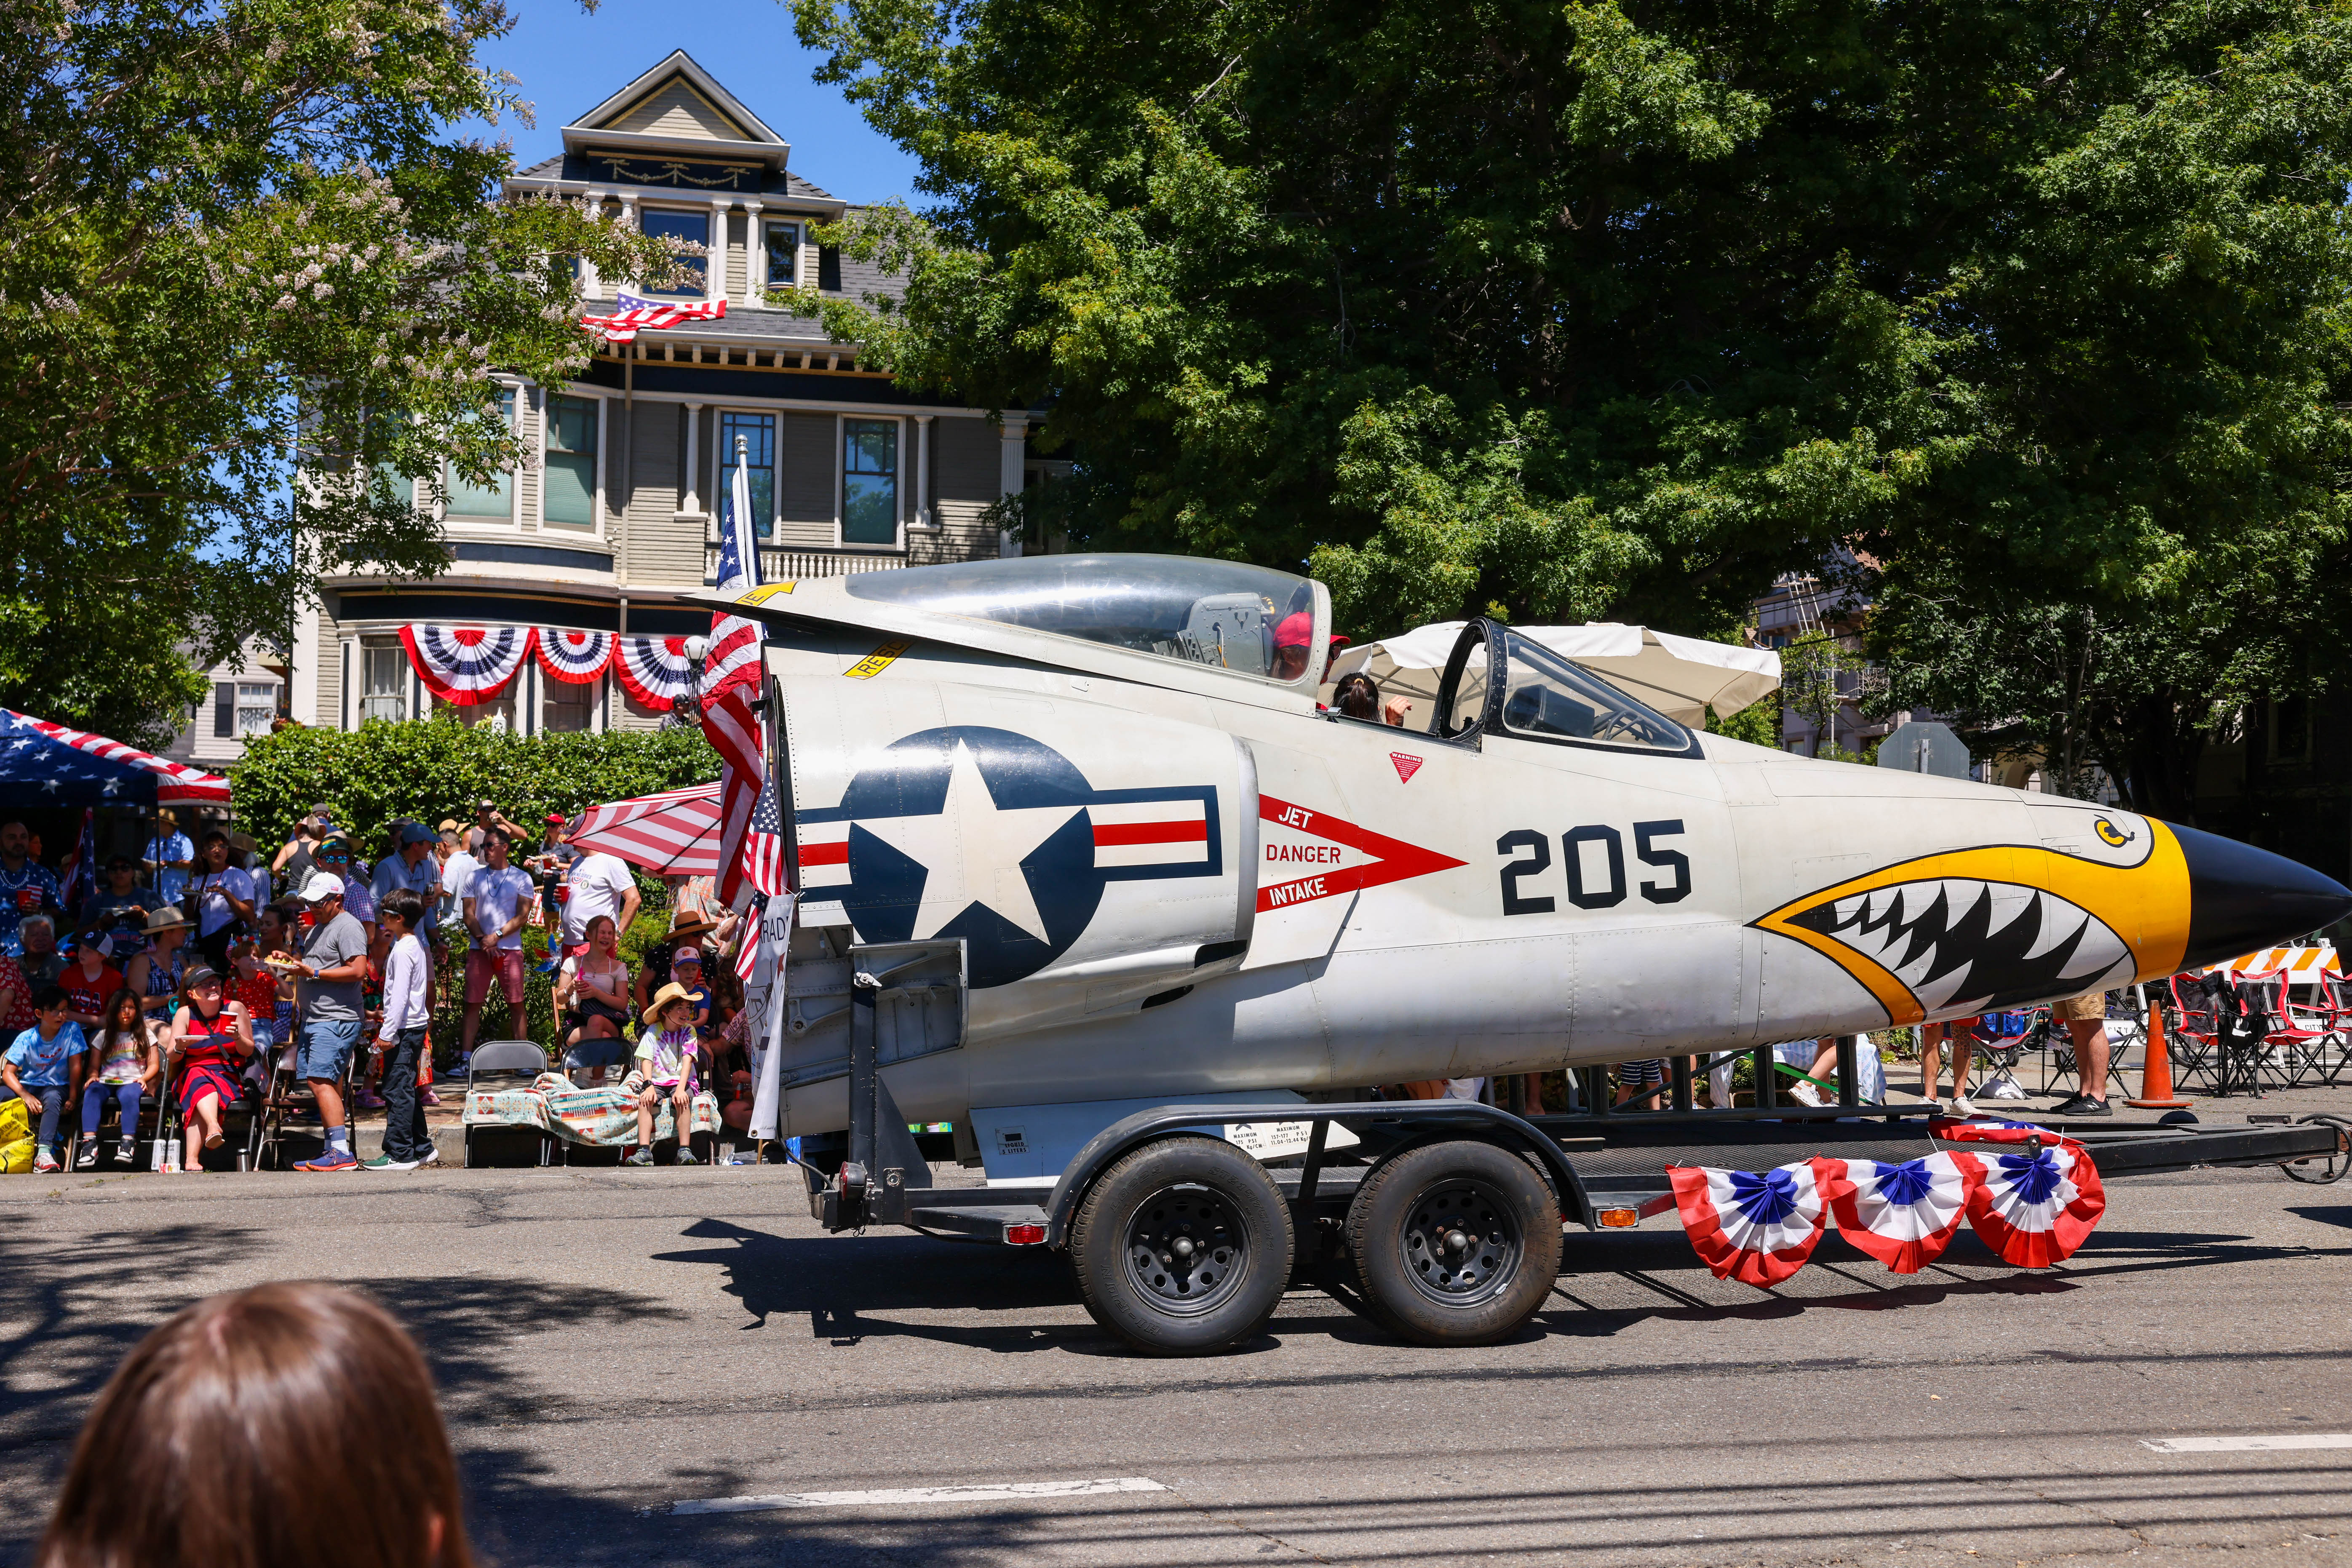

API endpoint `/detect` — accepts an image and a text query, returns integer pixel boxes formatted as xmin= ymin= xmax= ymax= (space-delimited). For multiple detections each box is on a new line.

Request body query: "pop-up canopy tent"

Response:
xmin=1325 ymin=622 xmax=1780 ymax=731
xmin=0 ymin=709 xmax=230 ymax=809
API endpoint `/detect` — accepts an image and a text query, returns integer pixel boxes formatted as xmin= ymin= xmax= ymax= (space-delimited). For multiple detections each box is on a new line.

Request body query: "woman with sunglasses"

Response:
xmin=166 ymin=967 xmax=253 ymax=1170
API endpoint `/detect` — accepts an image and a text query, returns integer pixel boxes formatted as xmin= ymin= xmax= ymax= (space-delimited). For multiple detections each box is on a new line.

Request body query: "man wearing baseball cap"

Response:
xmin=369 ymin=822 xmax=441 ymax=944
xmin=290 ymin=869 xmax=370 ymax=1172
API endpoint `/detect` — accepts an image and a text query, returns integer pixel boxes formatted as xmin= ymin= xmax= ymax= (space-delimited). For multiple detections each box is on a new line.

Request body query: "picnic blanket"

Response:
xmin=463 ymin=1071 xmax=720 ymax=1147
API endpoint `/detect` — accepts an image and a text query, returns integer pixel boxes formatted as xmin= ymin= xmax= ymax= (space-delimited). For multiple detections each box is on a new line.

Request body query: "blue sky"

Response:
xmin=472 ymin=0 xmax=925 ymax=206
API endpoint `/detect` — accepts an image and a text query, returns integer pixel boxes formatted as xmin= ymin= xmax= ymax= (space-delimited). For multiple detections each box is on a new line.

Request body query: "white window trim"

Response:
xmin=711 ymin=406 xmax=781 ymax=545
xmin=441 ymin=378 xmax=526 ymax=534
xmin=835 ymin=412 xmax=907 ymax=550
xmin=759 ymin=218 xmax=803 ymax=297
xmin=638 ymin=202 xmax=716 ymax=300
xmin=539 ymin=391 xmax=607 ymax=540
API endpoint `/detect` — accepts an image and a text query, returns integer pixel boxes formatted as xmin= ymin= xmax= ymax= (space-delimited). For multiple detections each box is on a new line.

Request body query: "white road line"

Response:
xmin=2141 ymin=1434 xmax=2352 ymax=1453
xmin=650 ymin=1476 xmax=1169 ymax=1517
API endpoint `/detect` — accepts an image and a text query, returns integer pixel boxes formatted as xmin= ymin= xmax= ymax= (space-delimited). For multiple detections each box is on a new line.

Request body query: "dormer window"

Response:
xmin=764 ymin=222 xmax=800 ymax=288
xmin=639 ymin=208 xmax=708 ymax=296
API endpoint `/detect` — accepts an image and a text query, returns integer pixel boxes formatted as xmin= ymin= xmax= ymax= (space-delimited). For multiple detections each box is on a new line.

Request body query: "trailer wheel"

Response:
xmin=1069 ymin=1135 xmax=1295 ymax=1357
xmin=1346 ymin=1140 xmax=1562 ymax=1347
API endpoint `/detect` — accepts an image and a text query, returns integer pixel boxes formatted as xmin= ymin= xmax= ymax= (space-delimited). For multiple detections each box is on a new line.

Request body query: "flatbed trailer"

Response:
xmin=794 ymin=1007 xmax=2352 ymax=1355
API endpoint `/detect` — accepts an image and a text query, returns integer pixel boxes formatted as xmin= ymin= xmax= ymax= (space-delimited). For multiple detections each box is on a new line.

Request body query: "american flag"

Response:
xmin=734 ymin=892 xmax=764 ymax=983
xmin=743 ymin=769 xmax=788 ymax=900
xmin=580 ymin=288 xmax=727 ymax=344
xmin=703 ymin=438 xmax=764 ymax=705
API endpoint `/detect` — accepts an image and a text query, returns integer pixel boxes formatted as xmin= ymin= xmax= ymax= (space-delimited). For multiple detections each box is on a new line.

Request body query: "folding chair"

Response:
xmin=462 ymin=1040 xmax=552 ymax=1168
xmin=2303 ymin=972 xmax=2352 ymax=1086
xmin=63 ymin=1076 xmax=167 ymax=1171
xmin=2237 ymin=971 xmax=2323 ymax=1090
xmin=2165 ymin=972 xmax=2228 ymax=1093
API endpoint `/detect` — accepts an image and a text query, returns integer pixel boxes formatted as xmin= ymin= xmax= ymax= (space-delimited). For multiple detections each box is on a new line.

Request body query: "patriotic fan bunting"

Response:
xmin=1667 ymin=1158 xmax=1839 ymax=1287
xmin=1826 ymin=1155 xmax=1975 ymax=1274
xmin=1959 ymin=1143 xmax=2106 ymax=1268
xmin=535 ymin=628 xmax=612 ymax=685
xmin=1930 ymin=1116 xmax=2081 ymax=1149
xmin=400 ymin=625 xmax=535 ymax=705
xmin=615 ymin=636 xmax=698 ymax=711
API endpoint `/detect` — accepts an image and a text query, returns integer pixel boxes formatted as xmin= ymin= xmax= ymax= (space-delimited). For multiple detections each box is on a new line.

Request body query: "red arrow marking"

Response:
xmin=1255 ymin=793 xmax=1466 ymax=913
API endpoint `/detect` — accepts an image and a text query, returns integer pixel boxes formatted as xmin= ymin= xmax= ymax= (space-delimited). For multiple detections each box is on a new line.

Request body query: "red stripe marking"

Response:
xmin=799 ymin=842 xmax=849 ymax=866
xmin=1091 ymin=820 xmax=1208 ymax=848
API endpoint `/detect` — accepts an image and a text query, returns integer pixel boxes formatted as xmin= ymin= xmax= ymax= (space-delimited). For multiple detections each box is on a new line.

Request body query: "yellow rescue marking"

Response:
xmin=738 ymin=582 xmax=796 ymax=604
xmin=845 ymin=638 xmax=912 ymax=680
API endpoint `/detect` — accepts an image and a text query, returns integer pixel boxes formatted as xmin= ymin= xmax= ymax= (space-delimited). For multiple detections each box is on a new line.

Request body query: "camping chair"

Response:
xmin=2236 ymin=971 xmax=2322 ymax=1090
xmin=250 ymin=1023 xmax=361 ymax=1170
xmin=2165 ymin=972 xmax=2229 ymax=1094
xmin=462 ymin=1040 xmax=552 ymax=1168
xmin=63 ymin=1073 xmax=169 ymax=1171
xmin=2302 ymin=972 xmax=2352 ymax=1086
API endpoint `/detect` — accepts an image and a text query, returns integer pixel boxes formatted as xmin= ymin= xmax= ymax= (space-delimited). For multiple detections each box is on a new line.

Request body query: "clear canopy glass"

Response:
xmin=1497 ymin=629 xmax=1689 ymax=751
xmin=845 ymin=555 xmax=1321 ymax=684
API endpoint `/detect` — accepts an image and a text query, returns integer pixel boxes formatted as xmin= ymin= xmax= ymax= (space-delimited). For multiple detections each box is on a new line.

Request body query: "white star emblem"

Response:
xmin=855 ymin=738 xmax=1078 ymax=941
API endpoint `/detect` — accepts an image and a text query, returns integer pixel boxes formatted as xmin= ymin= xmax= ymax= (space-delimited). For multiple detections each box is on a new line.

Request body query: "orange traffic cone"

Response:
xmin=2126 ymin=1002 xmax=2192 ymax=1110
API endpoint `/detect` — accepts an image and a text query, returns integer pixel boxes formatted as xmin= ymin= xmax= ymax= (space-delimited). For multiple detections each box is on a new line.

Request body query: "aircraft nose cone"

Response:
xmin=2175 ymin=823 xmax=2352 ymax=970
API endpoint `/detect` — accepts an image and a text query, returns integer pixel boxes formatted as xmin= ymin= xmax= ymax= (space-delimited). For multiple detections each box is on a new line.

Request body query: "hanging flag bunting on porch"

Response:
xmin=535 ymin=628 xmax=613 ymax=685
xmin=1666 ymin=1158 xmax=1839 ymax=1288
xmin=614 ymin=635 xmax=698 ymax=712
xmin=399 ymin=626 xmax=535 ymax=705
xmin=1824 ymin=1154 xmax=1975 ymax=1274
xmin=1959 ymin=1143 xmax=2106 ymax=1268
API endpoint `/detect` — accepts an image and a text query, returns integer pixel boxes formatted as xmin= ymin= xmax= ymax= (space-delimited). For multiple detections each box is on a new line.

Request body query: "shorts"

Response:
xmin=465 ymin=948 xmax=527 ymax=1009
xmin=297 ymin=1018 xmax=361 ymax=1082
xmin=2052 ymin=991 xmax=2108 ymax=1022
xmin=1615 ymin=1058 xmax=1667 ymax=1088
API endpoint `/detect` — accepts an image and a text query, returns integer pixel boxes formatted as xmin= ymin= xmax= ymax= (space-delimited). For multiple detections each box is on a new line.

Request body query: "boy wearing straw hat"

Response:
xmin=627 ymin=982 xmax=703 ymax=1166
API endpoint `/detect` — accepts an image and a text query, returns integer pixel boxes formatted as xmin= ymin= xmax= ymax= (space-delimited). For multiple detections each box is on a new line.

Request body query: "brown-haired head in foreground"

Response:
xmin=38 ymin=1282 xmax=474 ymax=1568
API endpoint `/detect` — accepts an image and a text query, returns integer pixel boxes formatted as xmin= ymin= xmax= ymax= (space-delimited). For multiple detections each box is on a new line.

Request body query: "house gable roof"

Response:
xmin=561 ymin=51 xmax=791 ymax=171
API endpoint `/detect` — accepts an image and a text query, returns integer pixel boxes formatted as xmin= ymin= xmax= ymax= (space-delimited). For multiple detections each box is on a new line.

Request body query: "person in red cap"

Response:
xmin=1271 ymin=613 xmax=1349 ymax=685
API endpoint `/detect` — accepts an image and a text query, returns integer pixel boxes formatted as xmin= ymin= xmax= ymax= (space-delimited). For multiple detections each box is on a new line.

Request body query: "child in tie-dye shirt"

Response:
xmin=627 ymin=983 xmax=701 ymax=1166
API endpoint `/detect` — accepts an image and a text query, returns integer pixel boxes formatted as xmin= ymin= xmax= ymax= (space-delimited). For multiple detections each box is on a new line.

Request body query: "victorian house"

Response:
xmin=279 ymin=52 xmax=1038 ymax=740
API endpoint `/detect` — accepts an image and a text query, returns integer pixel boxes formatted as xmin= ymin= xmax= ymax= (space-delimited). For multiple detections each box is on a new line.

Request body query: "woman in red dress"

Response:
xmin=166 ymin=967 xmax=252 ymax=1171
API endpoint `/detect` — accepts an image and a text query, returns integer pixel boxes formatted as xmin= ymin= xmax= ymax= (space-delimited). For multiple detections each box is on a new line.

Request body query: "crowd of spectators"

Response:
xmin=0 ymin=801 xmax=755 ymax=1174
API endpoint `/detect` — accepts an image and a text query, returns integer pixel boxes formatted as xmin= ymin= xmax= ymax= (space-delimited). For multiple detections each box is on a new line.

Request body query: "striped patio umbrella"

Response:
xmin=568 ymin=782 xmax=722 ymax=876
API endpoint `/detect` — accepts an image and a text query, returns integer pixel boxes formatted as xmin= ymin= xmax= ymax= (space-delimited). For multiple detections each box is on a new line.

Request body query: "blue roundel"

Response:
xmin=838 ymin=726 xmax=1107 ymax=988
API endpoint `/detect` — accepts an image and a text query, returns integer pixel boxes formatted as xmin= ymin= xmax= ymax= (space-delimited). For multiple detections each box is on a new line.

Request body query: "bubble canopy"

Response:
xmin=843 ymin=555 xmax=1323 ymax=685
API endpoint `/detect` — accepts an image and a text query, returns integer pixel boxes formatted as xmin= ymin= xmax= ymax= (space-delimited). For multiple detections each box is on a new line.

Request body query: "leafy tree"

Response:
xmin=0 ymin=0 xmax=686 ymax=745
xmin=787 ymin=0 xmax=2352 ymax=677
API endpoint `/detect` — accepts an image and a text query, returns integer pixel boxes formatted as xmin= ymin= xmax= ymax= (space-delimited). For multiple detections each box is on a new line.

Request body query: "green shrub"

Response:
xmin=235 ymin=715 xmax=718 ymax=852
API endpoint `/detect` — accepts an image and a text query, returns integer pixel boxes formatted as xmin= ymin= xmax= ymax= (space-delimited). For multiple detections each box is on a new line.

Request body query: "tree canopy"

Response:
xmin=0 ymin=0 xmax=682 ymax=745
xmin=789 ymin=0 xmax=2352 ymax=747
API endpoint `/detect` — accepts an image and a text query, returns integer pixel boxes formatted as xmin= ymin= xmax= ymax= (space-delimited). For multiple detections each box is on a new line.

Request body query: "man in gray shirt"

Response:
xmin=290 ymin=870 xmax=370 ymax=1172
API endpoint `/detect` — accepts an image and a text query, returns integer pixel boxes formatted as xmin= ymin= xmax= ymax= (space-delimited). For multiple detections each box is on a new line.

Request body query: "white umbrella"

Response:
xmin=1324 ymin=622 xmax=1779 ymax=732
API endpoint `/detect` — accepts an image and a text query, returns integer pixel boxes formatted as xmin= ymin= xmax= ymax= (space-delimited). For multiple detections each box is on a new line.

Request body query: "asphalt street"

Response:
xmin=1 ymin=1108 xmax=2348 ymax=1568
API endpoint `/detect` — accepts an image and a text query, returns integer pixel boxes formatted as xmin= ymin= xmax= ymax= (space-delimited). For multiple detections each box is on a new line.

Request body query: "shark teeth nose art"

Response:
xmin=1788 ymin=878 xmax=2131 ymax=1017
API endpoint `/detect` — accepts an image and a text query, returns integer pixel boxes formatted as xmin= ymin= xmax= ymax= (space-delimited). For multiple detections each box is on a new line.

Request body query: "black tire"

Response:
xmin=1346 ymin=1139 xmax=1562 ymax=1347
xmin=1069 ymin=1135 xmax=1295 ymax=1357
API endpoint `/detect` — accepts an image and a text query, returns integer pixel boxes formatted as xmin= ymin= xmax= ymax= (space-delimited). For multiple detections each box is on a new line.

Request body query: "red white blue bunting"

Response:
xmin=615 ymin=635 xmax=698 ymax=712
xmin=1929 ymin=1115 xmax=2082 ymax=1148
xmin=399 ymin=625 xmax=536 ymax=705
xmin=1667 ymin=1158 xmax=1838 ymax=1287
xmin=1827 ymin=1154 xmax=1972 ymax=1274
xmin=1957 ymin=1143 xmax=2106 ymax=1269
xmin=535 ymin=628 xmax=613 ymax=685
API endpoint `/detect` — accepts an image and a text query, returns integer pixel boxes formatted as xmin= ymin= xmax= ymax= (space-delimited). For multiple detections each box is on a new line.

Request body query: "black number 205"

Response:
xmin=1496 ymin=819 xmax=1690 ymax=914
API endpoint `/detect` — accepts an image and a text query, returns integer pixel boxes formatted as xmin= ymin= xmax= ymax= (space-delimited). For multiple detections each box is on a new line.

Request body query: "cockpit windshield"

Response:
xmin=843 ymin=555 xmax=1322 ymax=684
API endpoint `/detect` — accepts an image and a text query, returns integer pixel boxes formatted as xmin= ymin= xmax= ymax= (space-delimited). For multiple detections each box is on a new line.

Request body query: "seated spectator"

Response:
xmin=671 ymin=946 xmax=714 ymax=1039
xmin=558 ymin=914 xmax=632 ymax=1087
xmin=628 ymin=983 xmax=701 ymax=1166
xmin=57 ymin=939 xmax=123 ymax=1035
xmin=5 ymin=984 xmax=84 ymax=1173
xmin=1 ymin=819 xmax=63 ymax=960
xmin=75 ymin=989 xmax=155 ymax=1169
xmin=166 ymin=967 xmax=253 ymax=1170
xmin=78 ymin=856 xmax=154 ymax=959
xmin=126 ymin=907 xmax=190 ymax=1035
xmin=0 ymin=949 xmax=35 ymax=1039
xmin=227 ymin=937 xmax=285 ymax=1062
xmin=633 ymin=911 xmax=716 ymax=1015
xmin=17 ymin=913 xmax=63 ymax=989
xmin=34 ymin=1281 xmax=478 ymax=1568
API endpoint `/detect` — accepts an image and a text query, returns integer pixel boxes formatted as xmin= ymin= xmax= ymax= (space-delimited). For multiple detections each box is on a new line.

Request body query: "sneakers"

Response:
xmin=1786 ymin=1080 xmax=1824 ymax=1108
xmin=361 ymin=1154 xmax=420 ymax=1172
xmin=2047 ymin=1093 xmax=2112 ymax=1117
xmin=1944 ymin=1095 xmax=1978 ymax=1117
xmin=116 ymin=1138 xmax=136 ymax=1165
xmin=624 ymin=1147 xmax=654 ymax=1166
xmin=295 ymin=1149 xmax=361 ymax=1172
xmin=674 ymin=1147 xmax=700 ymax=1165
xmin=73 ymin=1143 xmax=99 ymax=1170
xmin=416 ymin=1145 xmax=442 ymax=1167
xmin=33 ymin=1149 xmax=61 ymax=1174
